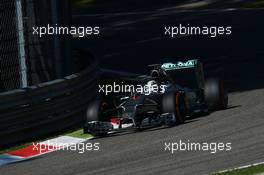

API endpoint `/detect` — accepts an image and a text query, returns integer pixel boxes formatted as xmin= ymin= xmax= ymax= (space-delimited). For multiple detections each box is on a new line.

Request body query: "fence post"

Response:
xmin=51 ymin=0 xmax=63 ymax=78
xmin=15 ymin=0 xmax=28 ymax=88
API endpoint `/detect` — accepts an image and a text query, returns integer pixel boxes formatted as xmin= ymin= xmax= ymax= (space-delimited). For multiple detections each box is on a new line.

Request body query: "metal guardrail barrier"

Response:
xmin=0 ymin=64 xmax=100 ymax=148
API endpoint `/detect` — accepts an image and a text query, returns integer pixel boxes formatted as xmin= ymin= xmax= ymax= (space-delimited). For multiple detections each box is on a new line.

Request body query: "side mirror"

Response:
xmin=120 ymin=96 xmax=129 ymax=103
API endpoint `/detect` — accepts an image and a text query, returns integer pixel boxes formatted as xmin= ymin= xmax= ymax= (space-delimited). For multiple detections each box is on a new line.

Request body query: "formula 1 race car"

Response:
xmin=83 ymin=59 xmax=228 ymax=136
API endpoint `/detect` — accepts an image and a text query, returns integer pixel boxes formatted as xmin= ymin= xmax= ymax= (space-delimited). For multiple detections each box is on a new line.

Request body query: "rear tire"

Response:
xmin=204 ymin=78 xmax=228 ymax=110
xmin=162 ymin=92 xmax=186 ymax=125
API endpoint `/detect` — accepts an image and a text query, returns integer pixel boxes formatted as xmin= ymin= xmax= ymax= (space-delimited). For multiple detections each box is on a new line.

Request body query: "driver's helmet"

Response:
xmin=150 ymin=70 xmax=159 ymax=79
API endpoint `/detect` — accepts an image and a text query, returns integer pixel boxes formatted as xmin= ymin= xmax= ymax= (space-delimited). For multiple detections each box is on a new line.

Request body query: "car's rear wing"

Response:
xmin=161 ymin=59 xmax=205 ymax=89
xmin=161 ymin=59 xmax=198 ymax=71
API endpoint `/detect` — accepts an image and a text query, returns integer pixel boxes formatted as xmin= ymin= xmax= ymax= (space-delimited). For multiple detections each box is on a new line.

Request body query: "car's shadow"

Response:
xmin=187 ymin=105 xmax=242 ymax=120
xmin=90 ymin=105 xmax=241 ymax=140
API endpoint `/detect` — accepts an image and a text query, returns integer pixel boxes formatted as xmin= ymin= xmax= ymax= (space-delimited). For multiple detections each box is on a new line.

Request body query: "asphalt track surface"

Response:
xmin=1 ymin=5 xmax=264 ymax=175
xmin=1 ymin=89 xmax=264 ymax=175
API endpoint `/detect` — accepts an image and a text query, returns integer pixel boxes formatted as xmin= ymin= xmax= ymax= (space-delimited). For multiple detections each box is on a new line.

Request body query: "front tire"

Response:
xmin=84 ymin=100 xmax=109 ymax=136
xmin=162 ymin=92 xmax=187 ymax=125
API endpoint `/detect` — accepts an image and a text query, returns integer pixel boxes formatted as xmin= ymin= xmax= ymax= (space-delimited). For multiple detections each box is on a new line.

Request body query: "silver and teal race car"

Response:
xmin=84 ymin=59 xmax=228 ymax=136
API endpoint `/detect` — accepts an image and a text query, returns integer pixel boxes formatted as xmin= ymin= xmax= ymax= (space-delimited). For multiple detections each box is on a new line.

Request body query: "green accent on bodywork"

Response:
xmin=161 ymin=59 xmax=198 ymax=71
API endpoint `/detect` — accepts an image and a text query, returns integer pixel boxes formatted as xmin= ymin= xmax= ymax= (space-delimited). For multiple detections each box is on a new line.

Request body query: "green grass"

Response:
xmin=212 ymin=164 xmax=264 ymax=175
xmin=66 ymin=129 xmax=92 ymax=139
xmin=0 ymin=143 xmax=32 ymax=154
xmin=244 ymin=0 xmax=264 ymax=8
xmin=71 ymin=0 xmax=96 ymax=7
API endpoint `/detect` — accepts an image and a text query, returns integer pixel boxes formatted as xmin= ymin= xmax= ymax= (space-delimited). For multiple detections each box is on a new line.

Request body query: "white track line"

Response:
xmin=216 ymin=161 xmax=264 ymax=174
